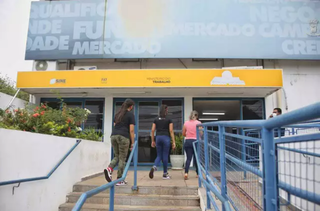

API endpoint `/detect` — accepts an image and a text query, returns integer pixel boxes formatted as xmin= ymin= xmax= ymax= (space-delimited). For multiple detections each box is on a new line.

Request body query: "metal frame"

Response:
xmin=195 ymin=102 xmax=320 ymax=211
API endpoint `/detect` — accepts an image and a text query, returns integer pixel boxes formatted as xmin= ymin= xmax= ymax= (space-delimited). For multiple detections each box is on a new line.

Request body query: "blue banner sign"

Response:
xmin=25 ymin=0 xmax=320 ymax=60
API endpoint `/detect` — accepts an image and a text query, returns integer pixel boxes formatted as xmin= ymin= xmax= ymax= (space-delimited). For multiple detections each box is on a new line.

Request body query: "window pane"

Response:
xmin=85 ymin=100 xmax=104 ymax=114
xmin=43 ymin=101 xmax=60 ymax=110
xmin=115 ymin=101 xmax=124 ymax=113
xmin=138 ymin=102 xmax=158 ymax=130
xmin=84 ymin=114 xmax=103 ymax=130
xmin=162 ymin=100 xmax=183 ymax=130
xmin=65 ymin=102 xmax=82 ymax=108
xmin=242 ymin=100 xmax=263 ymax=120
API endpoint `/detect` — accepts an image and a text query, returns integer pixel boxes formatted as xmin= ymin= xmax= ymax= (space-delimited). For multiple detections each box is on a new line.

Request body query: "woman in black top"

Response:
xmin=149 ymin=105 xmax=176 ymax=180
xmin=104 ymin=99 xmax=135 ymax=186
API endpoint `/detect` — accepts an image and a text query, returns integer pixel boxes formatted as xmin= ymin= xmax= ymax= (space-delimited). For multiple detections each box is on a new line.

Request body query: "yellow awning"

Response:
xmin=17 ymin=69 xmax=283 ymax=89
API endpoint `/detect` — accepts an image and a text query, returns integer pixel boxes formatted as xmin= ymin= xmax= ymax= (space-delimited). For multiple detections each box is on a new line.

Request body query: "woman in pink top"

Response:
xmin=182 ymin=111 xmax=201 ymax=180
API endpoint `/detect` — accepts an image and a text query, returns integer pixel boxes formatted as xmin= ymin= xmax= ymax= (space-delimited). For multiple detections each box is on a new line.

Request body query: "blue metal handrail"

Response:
xmin=193 ymin=141 xmax=232 ymax=211
xmin=72 ymin=141 xmax=138 ymax=211
xmin=196 ymin=102 xmax=320 ymax=211
xmin=0 ymin=139 xmax=82 ymax=187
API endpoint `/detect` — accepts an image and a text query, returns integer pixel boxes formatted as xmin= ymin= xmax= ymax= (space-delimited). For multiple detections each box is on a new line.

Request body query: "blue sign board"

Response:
xmin=25 ymin=0 xmax=320 ymax=60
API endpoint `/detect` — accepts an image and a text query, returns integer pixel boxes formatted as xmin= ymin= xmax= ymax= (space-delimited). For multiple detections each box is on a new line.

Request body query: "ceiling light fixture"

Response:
xmin=203 ymin=112 xmax=225 ymax=115
xmin=199 ymin=118 xmax=218 ymax=121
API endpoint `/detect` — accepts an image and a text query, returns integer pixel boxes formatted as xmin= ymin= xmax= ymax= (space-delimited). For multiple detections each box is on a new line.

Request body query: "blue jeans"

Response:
xmin=184 ymin=139 xmax=198 ymax=174
xmin=153 ymin=135 xmax=171 ymax=173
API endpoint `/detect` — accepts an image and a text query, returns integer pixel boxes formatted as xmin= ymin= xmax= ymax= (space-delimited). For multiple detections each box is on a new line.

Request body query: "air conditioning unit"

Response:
xmin=74 ymin=66 xmax=97 ymax=70
xmin=33 ymin=61 xmax=58 ymax=71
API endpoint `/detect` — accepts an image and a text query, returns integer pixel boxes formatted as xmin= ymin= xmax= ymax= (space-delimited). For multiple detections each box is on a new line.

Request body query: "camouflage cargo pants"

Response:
xmin=109 ymin=135 xmax=130 ymax=179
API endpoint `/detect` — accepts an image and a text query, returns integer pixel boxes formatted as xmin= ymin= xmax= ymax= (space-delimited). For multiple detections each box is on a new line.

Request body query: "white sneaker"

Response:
xmin=116 ymin=181 xmax=127 ymax=186
xmin=104 ymin=168 xmax=112 ymax=182
xmin=162 ymin=173 xmax=171 ymax=180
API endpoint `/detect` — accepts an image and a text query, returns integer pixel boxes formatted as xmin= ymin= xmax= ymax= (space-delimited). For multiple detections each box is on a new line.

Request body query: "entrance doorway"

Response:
xmin=193 ymin=98 xmax=265 ymax=122
xmin=113 ymin=98 xmax=184 ymax=164
xmin=193 ymin=98 xmax=265 ymax=166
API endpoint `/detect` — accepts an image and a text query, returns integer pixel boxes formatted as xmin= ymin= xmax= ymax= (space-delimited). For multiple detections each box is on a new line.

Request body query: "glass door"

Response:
xmin=137 ymin=101 xmax=159 ymax=163
xmin=113 ymin=98 xmax=184 ymax=165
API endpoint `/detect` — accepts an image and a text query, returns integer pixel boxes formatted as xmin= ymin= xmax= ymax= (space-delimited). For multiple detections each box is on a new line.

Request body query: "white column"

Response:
xmin=34 ymin=94 xmax=41 ymax=105
xmin=184 ymin=96 xmax=193 ymax=122
xmin=103 ymin=96 xmax=113 ymax=164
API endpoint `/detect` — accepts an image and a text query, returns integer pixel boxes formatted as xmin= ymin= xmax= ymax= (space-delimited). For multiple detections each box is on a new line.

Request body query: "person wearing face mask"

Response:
xmin=269 ymin=107 xmax=285 ymax=137
xmin=269 ymin=108 xmax=282 ymax=118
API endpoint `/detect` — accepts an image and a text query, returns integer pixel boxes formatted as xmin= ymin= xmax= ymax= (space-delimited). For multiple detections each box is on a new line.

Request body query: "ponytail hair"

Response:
xmin=189 ymin=110 xmax=199 ymax=120
xmin=159 ymin=104 xmax=168 ymax=118
xmin=114 ymin=99 xmax=134 ymax=124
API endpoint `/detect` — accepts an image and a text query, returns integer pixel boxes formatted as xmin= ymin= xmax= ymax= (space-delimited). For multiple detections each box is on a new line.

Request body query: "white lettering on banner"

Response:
xmin=250 ymin=6 xmax=316 ymax=22
xmin=30 ymin=3 xmax=105 ymax=19
xmin=62 ymin=4 xmax=81 ymax=18
xmin=29 ymin=20 xmax=62 ymax=35
xmin=259 ymin=23 xmax=308 ymax=38
xmin=282 ymin=40 xmax=320 ymax=55
xmin=27 ymin=36 xmax=70 ymax=51
xmin=26 ymin=1 xmax=320 ymax=59
xmin=74 ymin=21 xmax=122 ymax=39
xmin=72 ymin=41 xmax=161 ymax=55
xmin=59 ymin=36 xmax=69 ymax=50
xmin=163 ymin=23 xmax=256 ymax=37
xmin=73 ymin=21 xmax=104 ymax=39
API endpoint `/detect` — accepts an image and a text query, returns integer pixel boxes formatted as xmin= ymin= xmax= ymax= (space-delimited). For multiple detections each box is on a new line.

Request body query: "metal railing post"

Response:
xmin=203 ymin=126 xmax=211 ymax=209
xmin=240 ymin=129 xmax=247 ymax=179
xmin=132 ymin=138 xmax=138 ymax=191
xmin=109 ymin=186 xmax=115 ymax=211
xmin=261 ymin=128 xmax=278 ymax=211
xmin=219 ymin=126 xmax=227 ymax=211
xmin=196 ymin=126 xmax=201 ymax=187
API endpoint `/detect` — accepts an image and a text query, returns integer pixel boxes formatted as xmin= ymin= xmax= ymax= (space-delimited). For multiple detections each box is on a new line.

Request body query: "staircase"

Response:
xmin=59 ymin=181 xmax=201 ymax=211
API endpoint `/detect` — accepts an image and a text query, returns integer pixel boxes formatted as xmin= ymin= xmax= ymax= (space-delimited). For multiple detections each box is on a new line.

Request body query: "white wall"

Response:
xmin=278 ymin=140 xmax=320 ymax=211
xmin=103 ymin=96 xmax=114 ymax=153
xmin=0 ymin=129 xmax=109 ymax=211
xmin=0 ymin=92 xmax=27 ymax=110
xmin=264 ymin=60 xmax=320 ymax=115
xmin=0 ymin=0 xmax=35 ymax=81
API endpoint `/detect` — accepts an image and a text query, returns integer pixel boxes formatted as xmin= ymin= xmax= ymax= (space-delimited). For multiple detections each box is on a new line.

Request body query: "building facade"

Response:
xmin=17 ymin=0 xmax=320 ymax=164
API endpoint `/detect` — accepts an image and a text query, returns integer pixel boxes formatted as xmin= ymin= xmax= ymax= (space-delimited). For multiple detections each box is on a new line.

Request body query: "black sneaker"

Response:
xmin=149 ymin=166 xmax=156 ymax=179
xmin=104 ymin=167 xmax=112 ymax=182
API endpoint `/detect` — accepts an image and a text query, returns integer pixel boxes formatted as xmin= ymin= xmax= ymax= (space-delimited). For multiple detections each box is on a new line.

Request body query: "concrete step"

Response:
xmin=73 ymin=184 xmax=198 ymax=196
xmin=67 ymin=192 xmax=200 ymax=207
xmin=59 ymin=203 xmax=202 ymax=211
